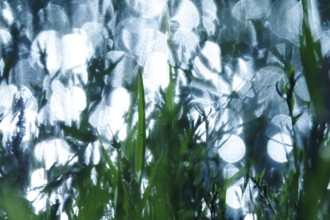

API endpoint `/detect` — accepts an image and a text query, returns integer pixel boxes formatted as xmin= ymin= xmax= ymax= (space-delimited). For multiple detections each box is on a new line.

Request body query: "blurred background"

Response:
xmin=0 ymin=0 xmax=330 ymax=219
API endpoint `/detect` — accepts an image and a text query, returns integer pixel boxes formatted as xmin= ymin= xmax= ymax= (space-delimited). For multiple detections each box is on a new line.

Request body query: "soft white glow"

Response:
xmin=244 ymin=213 xmax=257 ymax=220
xmin=89 ymin=101 xmax=128 ymax=142
xmin=269 ymin=0 xmax=302 ymax=42
xmin=294 ymin=76 xmax=310 ymax=102
xmin=0 ymin=112 xmax=18 ymax=145
xmin=172 ymin=29 xmax=199 ymax=69
xmin=0 ymin=83 xmax=17 ymax=114
xmin=232 ymin=0 xmax=270 ymax=21
xmin=194 ymin=41 xmax=222 ymax=81
xmin=127 ymin=0 xmax=167 ymax=18
xmin=171 ymin=0 xmax=200 ymax=31
xmin=223 ymin=163 xmax=244 ymax=185
xmin=49 ymin=80 xmax=86 ymax=125
xmin=34 ymin=139 xmax=76 ymax=170
xmin=267 ymin=133 xmax=293 ymax=163
xmin=115 ymin=18 xmax=161 ymax=64
xmin=82 ymin=22 xmax=107 ymax=57
xmin=218 ymin=135 xmax=246 ymax=163
xmin=232 ymin=74 xmax=245 ymax=92
xmin=226 ymin=185 xmax=242 ymax=209
xmin=61 ymin=31 xmax=92 ymax=72
xmin=30 ymin=168 xmax=47 ymax=188
xmin=143 ymin=52 xmax=169 ymax=93
xmin=2 ymin=3 xmax=14 ymax=25
xmin=241 ymin=179 xmax=258 ymax=212
xmin=84 ymin=142 xmax=101 ymax=165
xmin=30 ymin=30 xmax=62 ymax=77
xmin=60 ymin=212 xmax=69 ymax=220
xmin=141 ymin=177 xmax=149 ymax=194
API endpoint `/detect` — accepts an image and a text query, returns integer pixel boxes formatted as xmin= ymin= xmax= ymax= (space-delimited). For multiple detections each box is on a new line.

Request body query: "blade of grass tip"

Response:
xmin=97 ymin=130 xmax=118 ymax=178
xmin=136 ymin=68 xmax=146 ymax=185
xmin=165 ymin=64 xmax=175 ymax=111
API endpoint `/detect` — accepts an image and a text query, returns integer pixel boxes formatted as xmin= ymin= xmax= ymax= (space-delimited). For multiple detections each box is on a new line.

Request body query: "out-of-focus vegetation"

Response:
xmin=0 ymin=0 xmax=330 ymax=219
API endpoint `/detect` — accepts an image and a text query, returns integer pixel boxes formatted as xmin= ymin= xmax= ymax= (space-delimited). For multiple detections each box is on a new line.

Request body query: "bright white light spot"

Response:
xmin=193 ymin=41 xmax=221 ymax=81
xmin=34 ymin=139 xmax=75 ymax=170
xmin=203 ymin=41 xmax=222 ymax=72
xmin=61 ymin=31 xmax=92 ymax=72
xmin=26 ymin=191 xmax=47 ymax=213
xmin=30 ymin=30 xmax=62 ymax=77
xmin=0 ymin=29 xmax=12 ymax=46
xmin=127 ymin=0 xmax=167 ymax=18
xmin=60 ymin=212 xmax=69 ymax=220
xmin=141 ymin=177 xmax=148 ymax=194
xmin=217 ymin=135 xmax=246 ymax=163
xmin=232 ymin=74 xmax=245 ymax=92
xmin=267 ymin=133 xmax=293 ymax=163
xmin=0 ymin=112 xmax=18 ymax=145
xmin=84 ymin=142 xmax=101 ymax=165
xmin=244 ymin=213 xmax=257 ymax=220
xmin=271 ymin=114 xmax=292 ymax=131
xmin=0 ymin=83 xmax=17 ymax=113
xmin=2 ymin=7 xmax=14 ymax=25
xmin=171 ymin=0 xmax=199 ymax=31
xmin=145 ymin=148 xmax=153 ymax=164
xmin=91 ymin=167 xmax=98 ymax=185
xmin=143 ymin=52 xmax=169 ymax=93
xmin=172 ymin=29 xmax=199 ymax=69
xmin=89 ymin=100 xmax=128 ymax=142
xmin=49 ymin=80 xmax=86 ymax=125
xmin=30 ymin=168 xmax=47 ymax=188
xmin=226 ymin=185 xmax=242 ymax=209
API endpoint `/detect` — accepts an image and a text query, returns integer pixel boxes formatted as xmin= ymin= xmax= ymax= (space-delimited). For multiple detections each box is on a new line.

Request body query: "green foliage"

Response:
xmin=1 ymin=1 xmax=330 ymax=220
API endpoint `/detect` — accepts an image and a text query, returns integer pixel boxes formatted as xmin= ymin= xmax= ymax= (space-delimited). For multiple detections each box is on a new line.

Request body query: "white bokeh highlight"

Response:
xmin=267 ymin=133 xmax=293 ymax=163
xmin=217 ymin=134 xmax=246 ymax=163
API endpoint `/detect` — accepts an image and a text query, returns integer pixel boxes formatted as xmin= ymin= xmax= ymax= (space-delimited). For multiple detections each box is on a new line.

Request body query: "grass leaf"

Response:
xmin=135 ymin=68 xmax=146 ymax=184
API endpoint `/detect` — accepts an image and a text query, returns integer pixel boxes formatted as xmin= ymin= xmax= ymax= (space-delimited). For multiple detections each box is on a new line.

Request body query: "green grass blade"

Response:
xmin=97 ymin=130 xmax=119 ymax=212
xmin=135 ymin=69 xmax=146 ymax=184
xmin=300 ymin=0 xmax=324 ymax=122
